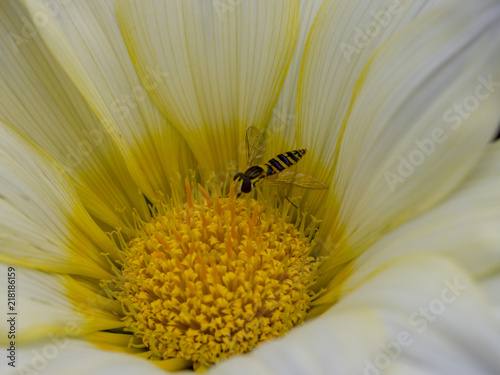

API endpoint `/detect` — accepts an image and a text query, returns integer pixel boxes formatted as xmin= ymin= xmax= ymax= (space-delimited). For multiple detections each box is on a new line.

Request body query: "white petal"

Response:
xmin=317 ymin=0 xmax=500 ymax=272
xmin=18 ymin=0 xmax=196 ymax=200
xmin=0 ymin=265 xmax=122 ymax=345
xmin=0 ymin=121 xmax=115 ymax=278
xmin=2 ymin=339 xmax=169 ymax=375
xmin=336 ymin=254 xmax=500 ymax=375
xmin=341 ymin=141 xmax=500 ymax=289
xmin=480 ymin=275 xmax=500 ymax=322
xmin=264 ymin=0 xmax=323 ymax=158
xmin=0 ymin=1 xmax=147 ymax=230
xmin=212 ymin=309 xmax=386 ymax=375
xmin=212 ymin=253 xmax=500 ymax=375
xmin=116 ymin=0 xmax=300 ymax=174
xmin=295 ymin=0 xmax=438 ymax=212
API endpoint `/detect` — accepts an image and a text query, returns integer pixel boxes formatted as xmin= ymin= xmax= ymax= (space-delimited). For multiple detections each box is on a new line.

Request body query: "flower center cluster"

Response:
xmin=108 ymin=186 xmax=319 ymax=371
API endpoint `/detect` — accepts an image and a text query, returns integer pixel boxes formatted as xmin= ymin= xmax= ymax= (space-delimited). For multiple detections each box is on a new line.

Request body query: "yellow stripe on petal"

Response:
xmin=0 ymin=121 xmax=116 ymax=279
xmin=0 ymin=1 xmax=150 ymax=231
xmin=0 ymin=266 xmax=122 ymax=345
xmin=66 ymin=277 xmax=124 ymax=333
xmin=264 ymin=0 xmax=324 ymax=159
xmin=117 ymin=0 xmax=300 ymax=175
xmin=151 ymin=358 xmax=193 ymax=372
xmin=85 ymin=332 xmax=144 ymax=354
xmin=317 ymin=0 xmax=500 ymax=277
xmin=295 ymin=0 xmax=437 ymax=216
xmin=16 ymin=0 xmax=194 ymax=213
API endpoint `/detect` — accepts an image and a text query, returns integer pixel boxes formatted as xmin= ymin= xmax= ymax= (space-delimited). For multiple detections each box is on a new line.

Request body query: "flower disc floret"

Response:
xmin=107 ymin=186 xmax=319 ymax=370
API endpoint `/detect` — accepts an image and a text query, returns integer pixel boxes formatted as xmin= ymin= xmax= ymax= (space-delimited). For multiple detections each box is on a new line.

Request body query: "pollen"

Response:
xmin=107 ymin=185 xmax=319 ymax=371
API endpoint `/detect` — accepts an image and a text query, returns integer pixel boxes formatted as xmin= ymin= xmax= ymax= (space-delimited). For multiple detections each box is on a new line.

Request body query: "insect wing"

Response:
xmin=262 ymin=171 xmax=328 ymax=190
xmin=246 ymin=126 xmax=266 ymax=166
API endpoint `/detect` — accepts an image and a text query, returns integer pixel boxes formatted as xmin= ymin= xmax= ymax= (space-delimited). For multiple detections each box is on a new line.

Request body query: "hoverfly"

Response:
xmin=233 ymin=126 xmax=328 ymax=198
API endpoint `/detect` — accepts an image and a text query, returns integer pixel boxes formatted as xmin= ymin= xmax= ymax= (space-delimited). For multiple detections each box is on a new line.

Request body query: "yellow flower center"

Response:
xmin=106 ymin=185 xmax=319 ymax=371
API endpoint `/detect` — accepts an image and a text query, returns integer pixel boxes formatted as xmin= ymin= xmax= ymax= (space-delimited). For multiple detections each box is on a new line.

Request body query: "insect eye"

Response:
xmin=233 ymin=173 xmax=244 ymax=181
xmin=241 ymin=177 xmax=252 ymax=193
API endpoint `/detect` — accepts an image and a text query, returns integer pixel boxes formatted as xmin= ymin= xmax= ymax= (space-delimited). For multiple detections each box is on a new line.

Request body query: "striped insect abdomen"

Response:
xmin=264 ymin=149 xmax=307 ymax=176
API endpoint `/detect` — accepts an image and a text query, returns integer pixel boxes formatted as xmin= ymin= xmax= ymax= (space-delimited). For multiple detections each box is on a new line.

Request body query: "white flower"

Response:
xmin=1 ymin=0 xmax=500 ymax=374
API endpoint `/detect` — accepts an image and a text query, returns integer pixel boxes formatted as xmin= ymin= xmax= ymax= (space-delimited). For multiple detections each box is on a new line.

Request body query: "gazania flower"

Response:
xmin=2 ymin=0 xmax=500 ymax=373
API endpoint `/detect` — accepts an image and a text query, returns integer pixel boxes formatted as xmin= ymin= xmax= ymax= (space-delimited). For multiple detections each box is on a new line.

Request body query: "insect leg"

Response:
xmin=283 ymin=194 xmax=298 ymax=209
